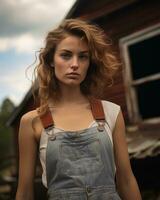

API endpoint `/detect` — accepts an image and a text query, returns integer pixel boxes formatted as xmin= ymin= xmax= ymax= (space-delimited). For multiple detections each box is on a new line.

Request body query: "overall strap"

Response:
xmin=37 ymin=107 xmax=54 ymax=129
xmin=89 ymin=97 xmax=105 ymax=122
xmin=37 ymin=98 xmax=105 ymax=129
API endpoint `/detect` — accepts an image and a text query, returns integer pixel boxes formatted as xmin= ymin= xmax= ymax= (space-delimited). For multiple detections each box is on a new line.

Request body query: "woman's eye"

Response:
xmin=79 ymin=55 xmax=89 ymax=60
xmin=60 ymin=53 xmax=71 ymax=59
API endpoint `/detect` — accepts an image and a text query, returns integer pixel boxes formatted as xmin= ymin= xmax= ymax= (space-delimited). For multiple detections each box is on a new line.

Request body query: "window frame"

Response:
xmin=119 ymin=23 xmax=160 ymax=126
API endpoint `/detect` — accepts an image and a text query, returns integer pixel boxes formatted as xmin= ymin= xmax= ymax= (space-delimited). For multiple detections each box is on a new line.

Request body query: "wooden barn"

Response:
xmin=7 ymin=0 xmax=160 ymax=199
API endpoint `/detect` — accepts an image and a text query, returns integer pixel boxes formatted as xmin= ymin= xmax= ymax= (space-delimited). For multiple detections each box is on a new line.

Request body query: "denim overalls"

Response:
xmin=38 ymin=98 xmax=121 ymax=200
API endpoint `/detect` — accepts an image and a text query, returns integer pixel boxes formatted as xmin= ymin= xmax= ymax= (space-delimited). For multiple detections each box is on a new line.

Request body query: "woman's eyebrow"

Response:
xmin=59 ymin=49 xmax=71 ymax=53
xmin=59 ymin=49 xmax=89 ymax=54
xmin=79 ymin=51 xmax=89 ymax=54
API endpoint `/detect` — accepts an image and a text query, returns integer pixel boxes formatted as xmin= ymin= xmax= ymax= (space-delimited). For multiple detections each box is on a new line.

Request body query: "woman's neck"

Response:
xmin=50 ymin=85 xmax=89 ymax=106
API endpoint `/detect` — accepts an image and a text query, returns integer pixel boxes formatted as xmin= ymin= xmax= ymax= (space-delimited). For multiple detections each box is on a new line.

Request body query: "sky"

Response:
xmin=0 ymin=0 xmax=76 ymax=106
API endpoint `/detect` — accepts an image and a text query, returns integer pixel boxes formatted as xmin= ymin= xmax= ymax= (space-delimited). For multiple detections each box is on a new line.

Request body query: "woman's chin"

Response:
xmin=59 ymin=80 xmax=81 ymax=87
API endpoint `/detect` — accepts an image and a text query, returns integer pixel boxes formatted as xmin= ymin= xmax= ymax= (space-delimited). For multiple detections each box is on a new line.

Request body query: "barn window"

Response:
xmin=119 ymin=24 xmax=160 ymax=125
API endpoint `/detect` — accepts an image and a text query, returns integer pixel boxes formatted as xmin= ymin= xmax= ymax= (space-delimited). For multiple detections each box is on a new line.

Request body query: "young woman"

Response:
xmin=15 ymin=19 xmax=142 ymax=200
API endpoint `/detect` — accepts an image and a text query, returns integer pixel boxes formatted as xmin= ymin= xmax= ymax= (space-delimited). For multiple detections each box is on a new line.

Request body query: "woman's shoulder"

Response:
xmin=20 ymin=110 xmax=43 ymax=140
xmin=20 ymin=109 xmax=39 ymax=123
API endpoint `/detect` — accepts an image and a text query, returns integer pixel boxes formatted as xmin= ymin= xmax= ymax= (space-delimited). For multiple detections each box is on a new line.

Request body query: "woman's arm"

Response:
xmin=113 ymin=109 xmax=142 ymax=200
xmin=15 ymin=112 xmax=38 ymax=200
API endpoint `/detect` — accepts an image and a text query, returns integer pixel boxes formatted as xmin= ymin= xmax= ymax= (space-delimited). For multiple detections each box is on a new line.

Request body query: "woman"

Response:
xmin=16 ymin=19 xmax=142 ymax=200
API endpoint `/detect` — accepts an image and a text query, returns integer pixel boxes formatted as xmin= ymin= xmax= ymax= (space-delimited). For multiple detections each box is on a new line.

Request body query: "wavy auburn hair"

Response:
xmin=34 ymin=18 xmax=120 ymax=114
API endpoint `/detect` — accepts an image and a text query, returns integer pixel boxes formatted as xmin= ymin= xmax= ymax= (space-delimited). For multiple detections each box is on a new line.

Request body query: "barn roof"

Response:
xmin=6 ymin=88 xmax=33 ymax=126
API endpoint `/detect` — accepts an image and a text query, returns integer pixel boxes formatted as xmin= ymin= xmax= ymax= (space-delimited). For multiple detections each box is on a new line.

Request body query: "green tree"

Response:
xmin=0 ymin=98 xmax=15 ymax=159
xmin=0 ymin=98 xmax=15 ymax=114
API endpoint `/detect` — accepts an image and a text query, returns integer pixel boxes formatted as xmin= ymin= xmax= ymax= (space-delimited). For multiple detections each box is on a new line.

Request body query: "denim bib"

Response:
xmin=38 ymin=99 xmax=121 ymax=199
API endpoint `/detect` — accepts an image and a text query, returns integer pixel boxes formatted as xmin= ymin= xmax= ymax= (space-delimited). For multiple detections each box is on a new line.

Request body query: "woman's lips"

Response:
xmin=66 ymin=72 xmax=80 ymax=78
xmin=67 ymin=72 xmax=79 ymax=77
xmin=67 ymin=72 xmax=80 ymax=76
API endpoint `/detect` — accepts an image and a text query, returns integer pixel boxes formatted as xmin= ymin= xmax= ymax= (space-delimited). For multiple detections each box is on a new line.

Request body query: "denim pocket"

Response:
xmin=48 ymin=191 xmax=86 ymax=200
xmin=60 ymin=138 xmax=104 ymax=176
xmin=99 ymin=192 xmax=121 ymax=200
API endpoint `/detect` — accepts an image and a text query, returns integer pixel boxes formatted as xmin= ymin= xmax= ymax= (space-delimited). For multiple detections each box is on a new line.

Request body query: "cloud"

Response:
xmin=0 ymin=0 xmax=75 ymax=37
xmin=0 ymin=65 xmax=32 ymax=105
xmin=0 ymin=0 xmax=76 ymax=105
xmin=0 ymin=0 xmax=76 ymax=53
xmin=0 ymin=68 xmax=30 ymax=91
xmin=0 ymin=34 xmax=42 ymax=53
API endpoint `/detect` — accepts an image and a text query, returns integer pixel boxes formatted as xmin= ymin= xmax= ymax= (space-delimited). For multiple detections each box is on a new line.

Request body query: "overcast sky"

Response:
xmin=0 ymin=0 xmax=76 ymax=106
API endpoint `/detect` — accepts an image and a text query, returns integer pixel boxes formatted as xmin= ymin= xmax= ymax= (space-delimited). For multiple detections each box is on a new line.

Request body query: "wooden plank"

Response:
xmin=70 ymin=0 xmax=138 ymax=20
xmin=97 ymin=0 xmax=160 ymax=39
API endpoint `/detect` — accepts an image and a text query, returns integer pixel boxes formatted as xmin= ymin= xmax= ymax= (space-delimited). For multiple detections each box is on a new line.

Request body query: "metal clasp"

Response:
xmin=85 ymin=186 xmax=92 ymax=199
xmin=97 ymin=121 xmax=105 ymax=131
xmin=49 ymin=134 xmax=56 ymax=141
xmin=46 ymin=126 xmax=56 ymax=141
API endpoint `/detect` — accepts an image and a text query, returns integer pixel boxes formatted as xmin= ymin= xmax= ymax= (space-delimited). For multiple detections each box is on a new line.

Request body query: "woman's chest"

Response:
xmin=50 ymin=107 xmax=94 ymax=131
xmin=34 ymin=107 xmax=95 ymax=143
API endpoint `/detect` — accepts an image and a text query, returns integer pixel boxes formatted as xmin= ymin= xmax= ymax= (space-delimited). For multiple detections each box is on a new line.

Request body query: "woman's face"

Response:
xmin=53 ymin=35 xmax=90 ymax=87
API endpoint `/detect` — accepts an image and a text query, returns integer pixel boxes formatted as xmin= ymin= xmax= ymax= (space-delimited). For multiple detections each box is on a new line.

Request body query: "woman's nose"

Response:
xmin=70 ymin=56 xmax=79 ymax=70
